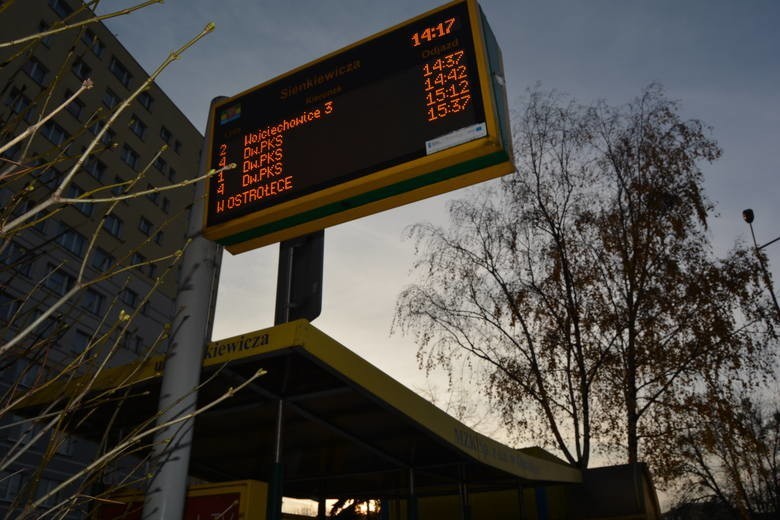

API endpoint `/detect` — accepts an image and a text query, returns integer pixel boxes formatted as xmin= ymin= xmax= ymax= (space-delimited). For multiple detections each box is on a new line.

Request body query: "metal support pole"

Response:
xmin=459 ymin=467 xmax=471 ymax=520
xmin=378 ymin=499 xmax=389 ymax=520
xmin=748 ymin=221 xmax=780 ymax=321
xmin=142 ymin=97 xmax=224 ymax=519
xmin=274 ymin=230 xmax=324 ymax=325
xmin=516 ymin=482 xmax=524 ymax=520
xmin=278 ymin=246 xmax=294 ymax=323
xmin=407 ymin=468 xmax=418 ymax=520
xmin=267 ymin=399 xmax=285 ymax=520
xmin=317 ymin=497 xmax=326 ymax=520
xmin=535 ymin=487 xmax=549 ymax=520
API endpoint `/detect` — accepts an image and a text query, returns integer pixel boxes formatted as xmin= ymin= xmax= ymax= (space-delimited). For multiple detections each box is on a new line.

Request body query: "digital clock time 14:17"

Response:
xmin=410 ymin=16 xmax=456 ymax=47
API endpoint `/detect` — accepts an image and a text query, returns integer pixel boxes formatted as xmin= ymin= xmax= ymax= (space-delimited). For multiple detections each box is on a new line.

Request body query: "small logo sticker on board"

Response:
xmin=219 ymin=104 xmax=242 ymax=125
xmin=426 ymin=123 xmax=487 ymax=155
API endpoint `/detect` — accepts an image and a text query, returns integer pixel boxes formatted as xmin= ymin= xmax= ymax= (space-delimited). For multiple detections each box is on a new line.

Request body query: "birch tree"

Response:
xmin=394 ymin=86 xmax=779 ymax=485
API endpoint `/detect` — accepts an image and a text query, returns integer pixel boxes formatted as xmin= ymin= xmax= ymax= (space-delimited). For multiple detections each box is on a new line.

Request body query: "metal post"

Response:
xmin=278 ymin=246 xmax=295 ymax=323
xmin=516 ymin=482 xmax=524 ymax=520
xmin=378 ymin=499 xmax=389 ymax=520
xmin=317 ymin=497 xmax=326 ymax=520
xmin=459 ymin=467 xmax=471 ymax=520
xmin=274 ymin=230 xmax=324 ymax=325
xmin=407 ymin=468 xmax=418 ymax=520
xmin=142 ymin=97 xmax=224 ymax=519
xmin=267 ymin=399 xmax=285 ymax=520
xmin=535 ymin=487 xmax=549 ymax=520
xmin=742 ymin=215 xmax=780 ymax=319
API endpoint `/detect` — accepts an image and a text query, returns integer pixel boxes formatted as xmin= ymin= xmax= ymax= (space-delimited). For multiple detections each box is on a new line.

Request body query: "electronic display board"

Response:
xmin=203 ymin=0 xmax=513 ymax=253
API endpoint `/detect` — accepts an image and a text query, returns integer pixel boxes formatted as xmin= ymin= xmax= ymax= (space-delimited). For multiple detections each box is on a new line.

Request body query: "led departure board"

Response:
xmin=204 ymin=0 xmax=513 ymax=253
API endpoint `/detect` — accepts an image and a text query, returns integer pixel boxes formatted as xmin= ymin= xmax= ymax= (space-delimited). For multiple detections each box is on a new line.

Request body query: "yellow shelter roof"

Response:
xmin=16 ymin=320 xmax=580 ymax=499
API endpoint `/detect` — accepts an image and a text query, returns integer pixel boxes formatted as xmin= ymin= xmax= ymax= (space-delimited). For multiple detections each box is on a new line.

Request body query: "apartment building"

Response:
xmin=0 ymin=0 xmax=204 ymax=516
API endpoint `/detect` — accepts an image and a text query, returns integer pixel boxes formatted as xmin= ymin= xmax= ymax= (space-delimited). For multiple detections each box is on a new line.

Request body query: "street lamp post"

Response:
xmin=742 ymin=208 xmax=780 ymax=321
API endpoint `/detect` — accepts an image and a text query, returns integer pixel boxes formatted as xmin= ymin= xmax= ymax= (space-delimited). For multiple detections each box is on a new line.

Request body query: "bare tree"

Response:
xmin=669 ymin=374 xmax=779 ymax=519
xmin=394 ymin=86 xmax=779 ymax=487
xmin=0 ymin=3 xmax=249 ymax=518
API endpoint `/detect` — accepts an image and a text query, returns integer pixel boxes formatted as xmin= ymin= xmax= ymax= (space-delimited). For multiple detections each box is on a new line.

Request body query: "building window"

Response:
xmin=138 ymin=217 xmax=152 ymax=236
xmin=91 ymin=248 xmax=114 ymax=272
xmin=131 ymin=252 xmax=145 ymax=266
xmin=66 ymin=184 xmax=92 ymax=216
xmin=133 ymin=335 xmax=145 ymax=355
xmin=1 ymin=142 xmax=21 ymax=161
xmin=154 ymin=231 xmax=163 ymax=245
xmin=41 ymin=121 xmax=69 ymax=146
xmin=65 ymin=89 xmax=85 ymax=119
xmin=37 ymin=477 xmax=61 ymax=507
xmin=161 ymin=197 xmax=170 ymax=214
xmin=111 ymin=175 xmax=126 ymax=196
xmin=57 ymin=222 xmax=87 ymax=257
xmin=10 ymin=199 xmax=47 ymax=233
xmin=148 ymin=262 xmax=157 ymax=279
xmin=1 ymin=242 xmax=33 ymax=278
xmin=48 ymin=0 xmax=73 ymax=18
xmin=88 ymin=120 xmax=115 ymax=146
xmin=167 ymin=167 xmax=176 ymax=182
xmin=38 ymin=166 xmax=62 ymax=190
xmin=103 ymin=214 xmax=123 ymax=238
xmin=120 ymin=144 xmax=139 ymax=170
xmin=45 ymin=265 xmax=75 ymax=296
xmin=80 ymin=288 xmax=104 ymax=314
xmin=40 ymin=169 xmax=61 ymax=190
xmin=160 ymin=126 xmax=172 ymax=143
xmin=38 ymin=20 xmax=53 ymax=46
xmin=56 ymin=433 xmax=76 ymax=456
xmin=71 ymin=329 xmax=92 ymax=354
xmin=0 ymin=470 xmax=24 ymax=500
xmin=153 ymin=157 xmax=167 ymax=174
xmin=174 ymin=140 xmax=182 ymax=154
xmin=146 ymin=184 xmax=159 ymax=205
xmin=109 ymin=56 xmax=132 ymax=87
xmin=71 ymin=58 xmax=91 ymax=80
xmin=84 ymin=156 xmax=106 ymax=181
xmin=138 ymin=91 xmax=153 ymax=111
xmin=18 ymin=360 xmax=43 ymax=388
xmin=129 ymin=114 xmax=146 ymax=140
xmin=120 ymin=288 xmax=137 ymax=308
xmin=4 ymin=87 xmax=35 ymax=123
xmin=0 ymin=292 xmax=20 ymax=324
xmin=23 ymin=58 xmax=49 ymax=85
xmin=81 ymin=28 xmax=104 ymax=57
xmin=103 ymin=88 xmax=119 ymax=109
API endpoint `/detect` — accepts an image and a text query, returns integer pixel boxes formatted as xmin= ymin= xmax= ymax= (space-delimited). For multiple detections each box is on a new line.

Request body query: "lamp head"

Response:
xmin=743 ymin=208 xmax=755 ymax=224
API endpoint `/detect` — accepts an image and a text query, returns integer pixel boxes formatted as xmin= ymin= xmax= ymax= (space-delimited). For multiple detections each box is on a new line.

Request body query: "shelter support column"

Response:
xmin=317 ymin=497 xmax=326 ymax=519
xmin=268 ymin=399 xmax=285 ymax=520
xmin=458 ymin=468 xmax=471 ymax=520
xmin=407 ymin=468 xmax=418 ymax=520
xmin=516 ymin=482 xmax=524 ymax=520
xmin=535 ymin=487 xmax=549 ymax=520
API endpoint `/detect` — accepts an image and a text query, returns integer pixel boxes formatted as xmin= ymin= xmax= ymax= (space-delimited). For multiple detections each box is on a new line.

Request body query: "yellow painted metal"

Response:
xmin=220 ymin=158 xmax=514 ymax=253
xmin=18 ymin=320 xmax=581 ymax=485
xmin=210 ymin=321 xmax=581 ymax=484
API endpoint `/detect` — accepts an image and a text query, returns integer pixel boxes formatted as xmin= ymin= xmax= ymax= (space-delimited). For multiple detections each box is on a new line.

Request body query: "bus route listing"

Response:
xmin=213 ymin=100 xmax=335 ymax=215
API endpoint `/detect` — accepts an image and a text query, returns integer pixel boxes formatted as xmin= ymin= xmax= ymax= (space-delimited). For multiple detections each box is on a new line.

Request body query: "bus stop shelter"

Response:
xmin=18 ymin=320 xmax=583 ymax=518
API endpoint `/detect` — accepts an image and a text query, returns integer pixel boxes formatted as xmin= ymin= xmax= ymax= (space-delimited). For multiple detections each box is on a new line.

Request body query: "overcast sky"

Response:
xmin=97 ymin=0 xmax=780 ymax=416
